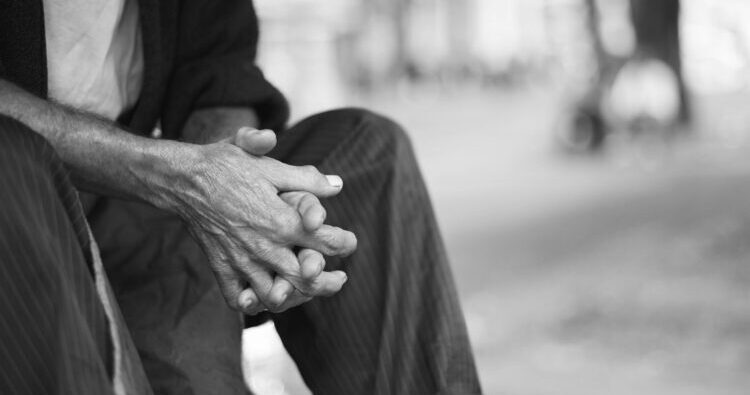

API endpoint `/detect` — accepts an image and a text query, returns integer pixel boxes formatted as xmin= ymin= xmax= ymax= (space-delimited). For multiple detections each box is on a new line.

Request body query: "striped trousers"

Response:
xmin=1 ymin=109 xmax=481 ymax=394
xmin=0 ymin=115 xmax=152 ymax=394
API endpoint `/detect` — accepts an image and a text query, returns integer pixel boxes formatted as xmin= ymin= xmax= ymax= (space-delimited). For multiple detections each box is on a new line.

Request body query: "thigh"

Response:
xmin=0 ymin=115 xmax=116 ymax=394
xmin=270 ymin=106 xmax=414 ymax=272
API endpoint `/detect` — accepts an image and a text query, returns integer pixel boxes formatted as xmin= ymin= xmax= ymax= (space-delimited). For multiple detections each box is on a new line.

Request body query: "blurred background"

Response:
xmin=241 ymin=0 xmax=750 ymax=394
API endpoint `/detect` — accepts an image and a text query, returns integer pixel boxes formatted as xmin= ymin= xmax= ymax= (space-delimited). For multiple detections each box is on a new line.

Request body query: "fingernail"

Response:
xmin=238 ymin=126 xmax=256 ymax=134
xmin=326 ymin=175 xmax=343 ymax=188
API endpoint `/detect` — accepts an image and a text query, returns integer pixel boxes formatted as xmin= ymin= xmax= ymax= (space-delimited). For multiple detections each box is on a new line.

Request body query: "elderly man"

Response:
xmin=0 ymin=1 xmax=481 ymax=394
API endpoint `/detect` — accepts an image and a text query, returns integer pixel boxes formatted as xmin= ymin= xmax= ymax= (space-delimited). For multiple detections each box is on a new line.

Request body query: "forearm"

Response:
xmin=0 ymin=79 xmax=196 ymax=211
xmin=0 ymin=81 xmax=354 ymax=313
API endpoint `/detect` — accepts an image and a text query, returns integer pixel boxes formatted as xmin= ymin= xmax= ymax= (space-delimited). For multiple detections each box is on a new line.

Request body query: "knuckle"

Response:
xmin=301 ymin=247 xmax=321 ymax=261
xmin=300 ymin=192 xmax=319 ymax=208
xmin=237 ymin=260 xmax=264 ymax=279
xmin=248 ymin=269 xmax=273 ymax=287
xmin=279 ymin=190 xmax=300 ymax=204
xmin=318 ymin=231 xmax=341 ymax=252
xmin=301 ymin=165 xmax=321 ymax=177
xmin=309 ymin=276 xmax=340 ymax=296
xmin=248 ymin=178 xmax=272 ymax=195
xmin=277 ymin=262 xmax=299 ymax=279
xmin=272 ymin=212 xmax=301 ymax=238
xmin=296 ymin=281 xmax=318 ymax=297
xmin=308 ymin=251 xmax=325 ymax=269
xmin=313 ymin=243 xmax=335 ymax=257
xmin=297 ymin=248 xmax=313 ymax=261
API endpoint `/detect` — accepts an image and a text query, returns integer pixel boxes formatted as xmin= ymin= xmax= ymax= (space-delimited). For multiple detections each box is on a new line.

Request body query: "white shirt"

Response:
xmin=43 ymin=0 xmax=144 ymax=120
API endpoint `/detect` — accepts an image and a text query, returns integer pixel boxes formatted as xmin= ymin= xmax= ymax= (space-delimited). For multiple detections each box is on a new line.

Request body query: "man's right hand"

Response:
xmin=229 ymin=128 xmax=348 ymax=314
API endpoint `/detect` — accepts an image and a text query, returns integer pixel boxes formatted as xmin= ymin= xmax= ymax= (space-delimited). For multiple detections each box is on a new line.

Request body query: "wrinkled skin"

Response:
xmin=180 ymin=127 xmax=357 ymax=314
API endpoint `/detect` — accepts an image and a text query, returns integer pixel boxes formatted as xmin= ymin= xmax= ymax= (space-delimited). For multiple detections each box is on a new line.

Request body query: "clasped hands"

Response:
xmin=178 ymin=127 xmax=356 ymax=315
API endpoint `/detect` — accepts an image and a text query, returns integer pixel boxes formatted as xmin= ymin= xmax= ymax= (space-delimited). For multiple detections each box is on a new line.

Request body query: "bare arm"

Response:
xmin=0 ymin=79 xmax=188 ymax=207
xmin=0 ymin=79 xmax=355 ymax=313
xmin=181 ymin=106 xmax=339 ymax=312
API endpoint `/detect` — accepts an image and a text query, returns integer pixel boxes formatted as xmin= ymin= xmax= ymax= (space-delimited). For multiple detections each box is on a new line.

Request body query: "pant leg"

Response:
xmin=0 ymin=115 xmax=147 ymax=394
xmin=269 ymin=108 xmax=482 ymax=395
xmin=87 ymin=197 xmax=249 ymax=395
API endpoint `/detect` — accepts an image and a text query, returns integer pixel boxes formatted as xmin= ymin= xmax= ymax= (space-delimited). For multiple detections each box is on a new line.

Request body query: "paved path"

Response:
xmin=369 ymin=87 xmax=750 ymax=395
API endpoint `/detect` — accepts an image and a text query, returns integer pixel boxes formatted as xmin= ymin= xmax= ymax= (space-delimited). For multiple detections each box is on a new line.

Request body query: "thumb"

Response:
xmin=233 ymin=127 xmax=277 ymax=156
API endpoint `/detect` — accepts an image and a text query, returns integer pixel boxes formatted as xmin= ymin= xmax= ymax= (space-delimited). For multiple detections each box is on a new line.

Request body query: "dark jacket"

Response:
xmin=0 ymin=0 xmax=289 ymax=138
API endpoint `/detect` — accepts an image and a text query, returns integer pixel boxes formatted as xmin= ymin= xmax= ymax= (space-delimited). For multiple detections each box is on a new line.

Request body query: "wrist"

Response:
xmin=133 ymin=138 xmax=203 ymax=214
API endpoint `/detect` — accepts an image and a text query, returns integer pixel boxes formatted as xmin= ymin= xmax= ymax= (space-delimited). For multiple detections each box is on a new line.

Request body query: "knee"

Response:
xmin=318 ymin=107 xmax=415 ymax=158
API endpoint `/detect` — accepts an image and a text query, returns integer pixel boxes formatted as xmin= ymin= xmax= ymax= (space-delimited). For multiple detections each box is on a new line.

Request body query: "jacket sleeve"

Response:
xmin=161 ymin=0 xmax=289 ymax=138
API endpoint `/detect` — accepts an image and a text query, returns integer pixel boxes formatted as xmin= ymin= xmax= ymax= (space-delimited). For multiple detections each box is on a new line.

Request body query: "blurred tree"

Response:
xmin=630 ymin=0 xmax=690 ymax=124
xmin=446 ymin=0 xmax=474 ymax=75
xmin=585 ymin=0 xmax=608 ymax=78
xmin=390 ymin=0 xmax=414 ymax=82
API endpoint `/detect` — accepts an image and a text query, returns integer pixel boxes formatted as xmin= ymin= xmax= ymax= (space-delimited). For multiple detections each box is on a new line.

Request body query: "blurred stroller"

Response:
xmin=559 ymin=55 xmax=681 ymax=152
